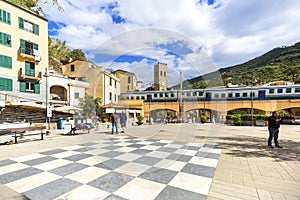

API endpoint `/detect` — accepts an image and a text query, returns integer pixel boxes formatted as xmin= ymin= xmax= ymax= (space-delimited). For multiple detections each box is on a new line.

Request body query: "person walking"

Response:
xmin=120 ymin=111 xmax=127 ymax=133
xmin=268 ymin=111 xmax=282 ymax=148
xmin=111 ymin=112 xmax=119 ymax=134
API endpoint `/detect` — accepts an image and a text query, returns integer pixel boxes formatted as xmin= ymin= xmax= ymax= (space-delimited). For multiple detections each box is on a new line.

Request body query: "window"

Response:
xmin=160 ymin=71 xmax=162 ymax=76
xmin=286 ymin=88 xmax=291 ymax=93
xmin=0 ymin=77 xmax=12 ymax=91
xmin=74 ymin=92 xmax=79 ymax=99
xmin=0 ymin=54 xmax=12 ymax=69
xmin=18 ymin=17 xmax=39 ymax=35
xmin=115 ymin=94 xmax=117 ymax=101
xmin=228 ymin=93 xmax=233 ymax=98
xmin=141 ymin=96 xmax=145 ymax=100
xmin=0 ymin=32 xmax=11 ymax=47
xmin=136 ymin=96 xmax=140 ymax=100
xmin=295 ymin=88 xmax=300 ymax=93
xmin=214 ymin=93 xmax=219 ymax=98
xmin=171 ymin=93 xmax=175 ymax=97
xmin=277 ymin=88 xmax=283 ymax=93
xmin=131 ymin=96 xmax=134 ymax=100
xmin=115 ymin=81 xmax=117 ymax=88
xmin=199 ymin=91 xmax=203 ymax=96
xmin=165 ymin=93 xmax=169 ymax=97
xmin=127 ymin=85 xmax=130 ymax=91
xmin=235 ymin=93 xmax=240 ymax=97
xmin=126 ymin=96 xmax=129 ymax=100
xmin=154 ymin=93 xmax=158 ymax=97
xmin=242 ymin=93 xmax=247 ymax=97
xmin=110 ymin=78 xmax=112 ymax=86
xmin=70 ymin=65 xmax=75 ymax=72
xmin=269 ymin=89 xmax=274 ymax=94
xmin=164 ymin=71 xmax=166 ymax=77
xmin=193 ymin=92 xmax=197 ymax=96
xmin=187 ymin=92 xmax=191 ymax=97
xmin=0 ymin=9 xmax=11 ymax=24
xmin=250 ymin=92 xmax=255 ymax=97
xmin=221 ymin=93 xmax=226 ymax=98
xmin=109 ymin=92 xmax=112 ymax=100
xmin=25 ymin=61 xmax=35 ymax=77
xmin=159 ymin=93 xmax=163 ymax=97
xmin=128 ymin=76 xmax=131 ymax=83
xmin=20 ymin=39 xmax=38 ymax=55
xmin=20 ymin=81 xmax=39 ymax=93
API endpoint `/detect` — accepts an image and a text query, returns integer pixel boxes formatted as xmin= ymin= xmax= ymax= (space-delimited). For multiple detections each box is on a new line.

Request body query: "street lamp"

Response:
xmin=251 ymin=77 xmax=257 ymax=126
xmin=148 ymin=81 xmax=152 ymax=125
xmin=44 ymin=68 xmax=50 ymax=130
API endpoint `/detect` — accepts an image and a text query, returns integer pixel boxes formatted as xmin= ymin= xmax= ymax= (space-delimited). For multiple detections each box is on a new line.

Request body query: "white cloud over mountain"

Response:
xmin=41 ymin=0 xmax=300 ymax=87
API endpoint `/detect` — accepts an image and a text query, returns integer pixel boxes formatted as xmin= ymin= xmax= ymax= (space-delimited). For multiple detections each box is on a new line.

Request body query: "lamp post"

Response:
xmin=251 ymin=77 xmax=257 ymax=127
xmin=148 ymin=81 xmax=152 ymax=125
xmin=44 ymin=68 xmax=50 ymax=130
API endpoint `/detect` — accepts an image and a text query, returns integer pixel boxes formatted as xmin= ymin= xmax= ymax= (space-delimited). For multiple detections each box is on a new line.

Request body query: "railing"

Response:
xmin=20 ymin=47 xmax=34 ymax=56
xmin=18 ymin=68 xmax=42 ymax=81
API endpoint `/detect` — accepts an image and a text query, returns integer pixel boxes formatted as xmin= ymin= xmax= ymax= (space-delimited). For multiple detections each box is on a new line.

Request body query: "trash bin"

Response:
xmin=58 ymin=118 xmax=67 ymax=129
xmin=64 ymin=123 xmax=72 ymax=135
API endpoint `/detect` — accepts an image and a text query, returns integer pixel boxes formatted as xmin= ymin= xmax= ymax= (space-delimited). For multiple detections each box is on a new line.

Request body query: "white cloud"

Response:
xmin=41 ymin=0 xmax=300 ymax=84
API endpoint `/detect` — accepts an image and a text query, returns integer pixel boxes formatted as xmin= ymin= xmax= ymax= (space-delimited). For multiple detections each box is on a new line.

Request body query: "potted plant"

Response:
xmin=136 ymin=116 xmax=144 ymax=126
xmin=200 ymin=115 xmax=207 ymax=123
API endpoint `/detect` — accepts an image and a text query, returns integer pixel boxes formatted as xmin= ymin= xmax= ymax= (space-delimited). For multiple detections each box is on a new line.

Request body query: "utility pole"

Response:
xmin=44 ymin=68 xmax=50 ymax=130
xmin=179 ymin=71 xmax=183 ymax=123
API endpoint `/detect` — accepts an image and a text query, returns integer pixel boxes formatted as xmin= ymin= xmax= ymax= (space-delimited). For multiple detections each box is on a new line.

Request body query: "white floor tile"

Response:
xmin=54 ymin=185 xmax=110 ymax=200
xmin=114 ymin=178 xmax=165 ymax=200
xmin=114 ymin=153 xmax=143 ymax=162
xmin=169 ymin=172 xmax=212 ymax=195
xmin=0 ymin=163 xmax=29 ymax=175
xmin=189 ymin=157 xmax=218 ymax=168
xmin=6 ymin=172 xmax=60 ymax=193
xmin=34 ymin=159 xmax=73 ymax=171
xmin=66 ymin=167 xmax=110 ymax=184
xmin=155 ymin=159 xmax=186 ymax=171
xmin=115 ymin=163 xmax=151 ymax=177
xmin=11 ymin=153 xmax=45 ymax=162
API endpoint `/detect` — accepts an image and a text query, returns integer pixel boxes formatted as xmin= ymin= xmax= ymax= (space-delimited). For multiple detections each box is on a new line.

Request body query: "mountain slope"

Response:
xmin=174 ymin=42 xmax=300 ymax=89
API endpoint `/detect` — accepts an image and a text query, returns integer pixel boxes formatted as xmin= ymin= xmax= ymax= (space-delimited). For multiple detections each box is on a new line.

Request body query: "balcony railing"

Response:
xmin=18 ymin=68 xmax=42 ymax=81
xmin=19 ymin=47 xmax=41 ymax=62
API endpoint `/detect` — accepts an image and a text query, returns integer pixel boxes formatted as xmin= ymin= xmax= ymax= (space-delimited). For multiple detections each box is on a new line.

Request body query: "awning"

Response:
xmin=105 ymin=108 xmax=115 ymax=113
xmin=54 ymin=106 xmax=82 ymax=112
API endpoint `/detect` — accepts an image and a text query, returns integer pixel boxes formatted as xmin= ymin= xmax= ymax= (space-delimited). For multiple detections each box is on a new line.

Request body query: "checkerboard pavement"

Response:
xmin=0 ymin=136 xmax=221 ymax=200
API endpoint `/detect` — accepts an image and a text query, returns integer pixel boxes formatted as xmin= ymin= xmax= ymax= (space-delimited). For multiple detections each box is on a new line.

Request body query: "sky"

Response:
xmin=41 ymin=0 xmax=300 ymax=88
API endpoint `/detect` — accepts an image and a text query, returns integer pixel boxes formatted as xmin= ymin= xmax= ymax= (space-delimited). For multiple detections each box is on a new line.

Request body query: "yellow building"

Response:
xmin=62 ymin=60 xmax=120 ymax=106
xmin=113 ymin=69 xmax=138 ymax=92
xmin=0 ymin=0 xmax=48 ymax=104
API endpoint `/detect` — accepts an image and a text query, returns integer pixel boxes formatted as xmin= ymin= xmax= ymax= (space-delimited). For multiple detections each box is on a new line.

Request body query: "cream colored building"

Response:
xmin=113 ymin=69 xmax=138 ymax=92
xmin=0 ymin=0 xmax=48 ymax=104
xmin=154 ymin=62 xmax=168 ymax=91
xmin=62 ymin=60 xmax=120 ymax=106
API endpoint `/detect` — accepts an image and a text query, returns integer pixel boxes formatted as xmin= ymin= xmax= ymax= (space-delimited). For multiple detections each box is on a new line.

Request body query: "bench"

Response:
xmin=9 ymin=126 xmax=47 ymax=144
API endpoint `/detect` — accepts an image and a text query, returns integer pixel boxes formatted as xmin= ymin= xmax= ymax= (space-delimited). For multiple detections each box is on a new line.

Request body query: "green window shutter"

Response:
xmin=0 ymin=55 xmax=11 ymax=69
xmin=34 ymin=24 xmax=39 ymax=35
xmin=34 ymin=82 xmax=40 ymax=94
xmin=20 ymin=39 xmax=25 ymax=53
xmin=0 ymin=9 xmax=2 ymax=22
xmin=18 ymin=17 xmax=24 ymax=29
xmin=20 ymin=81 xmax=26 ymax=92
xmin=7 ymin=12 xmax=11 ymax=24
xmin=2 ymin=10 xmax=6 ymax=23
xmin=0 ymin=32 xmax=3 ymax=44
xmin=0 ymin=77 xmax=12 ymax=91
xmin=6 ymin=34 xmax=11 ymax=47
xmin=33 ymin=43 xmax=38 ymax=50
xmin=25 ymin=61 xmax=35 ymax=77
xmin=0 ymin=55 xmax=3 ymax=67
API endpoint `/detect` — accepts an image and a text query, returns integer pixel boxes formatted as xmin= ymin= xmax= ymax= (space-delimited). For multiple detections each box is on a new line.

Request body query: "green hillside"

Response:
xmin=175 ymin=42 xmax=300 ymax=89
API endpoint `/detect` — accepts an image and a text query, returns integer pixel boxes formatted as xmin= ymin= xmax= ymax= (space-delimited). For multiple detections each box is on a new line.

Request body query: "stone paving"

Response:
xmin=0 ymin=123 xmax=299 ymax=199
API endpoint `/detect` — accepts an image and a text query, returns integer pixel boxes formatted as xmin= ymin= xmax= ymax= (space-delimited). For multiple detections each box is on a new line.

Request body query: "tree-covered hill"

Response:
xmin=174 ymin=42 xmax=300 ymax=89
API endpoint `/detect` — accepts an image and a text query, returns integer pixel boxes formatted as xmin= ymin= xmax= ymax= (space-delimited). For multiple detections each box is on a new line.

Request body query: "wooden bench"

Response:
xmin=9 ymin=126 xmax=47 ymax=144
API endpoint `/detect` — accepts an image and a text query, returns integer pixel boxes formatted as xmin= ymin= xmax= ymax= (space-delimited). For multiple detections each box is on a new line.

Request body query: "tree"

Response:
xmin=7 ymin=0 xmax=63 ymax=13
xmin=79 ymin=94 xmax=101 ymax=118
xmin=69 ymin=49 xmax=87 ymax=62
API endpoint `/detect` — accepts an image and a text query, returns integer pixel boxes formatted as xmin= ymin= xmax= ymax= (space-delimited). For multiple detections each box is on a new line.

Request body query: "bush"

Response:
xmin=200 ymin=115 xmax=207 ymax=121
xmin=137 ymin=115 xmax=144 ymax=122
xmin=231 ymin=114 xmax=241 ymax=122
xmin=103 ymin=117 xmax=109 ymax=123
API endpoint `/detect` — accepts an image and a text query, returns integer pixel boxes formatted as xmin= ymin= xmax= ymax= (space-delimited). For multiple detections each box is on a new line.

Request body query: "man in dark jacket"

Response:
xmin=268 ymin=111 xmax=282 ymax=148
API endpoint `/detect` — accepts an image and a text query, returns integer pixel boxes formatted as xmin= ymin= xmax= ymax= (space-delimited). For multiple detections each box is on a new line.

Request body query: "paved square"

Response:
xmin=0 ymin=136 xmax=221 ymax=199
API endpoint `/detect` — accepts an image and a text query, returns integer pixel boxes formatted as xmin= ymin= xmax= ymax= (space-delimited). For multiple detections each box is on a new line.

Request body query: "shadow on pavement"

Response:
xmin=196 ymin=135 xmax=300 ymax=162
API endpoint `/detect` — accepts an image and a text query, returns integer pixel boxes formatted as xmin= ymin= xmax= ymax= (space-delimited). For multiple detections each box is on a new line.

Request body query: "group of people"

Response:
xmin=110 ymin=111 xmax=127 ymax=134
xmin=109 ymin=110 xmax=284 ymax=148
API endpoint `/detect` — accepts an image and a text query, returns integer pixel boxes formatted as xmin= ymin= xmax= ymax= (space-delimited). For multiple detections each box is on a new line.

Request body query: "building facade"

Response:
xmin=154 ymin=62 xmax=168 ymax=91
xmin=0 ymin=0 xmax=48 ymax=105
xmin=62 ymin=60 xmax=121 ymax=106
xmin=113 ymin=69 xmax=138 ymax=92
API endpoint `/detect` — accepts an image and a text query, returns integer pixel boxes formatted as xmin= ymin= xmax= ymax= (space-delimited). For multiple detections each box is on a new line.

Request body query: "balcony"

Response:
xmin=18 ymin=68 xmax=42 ymax=81
xmin=19 ymin=47 xmax=41 ymax=62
